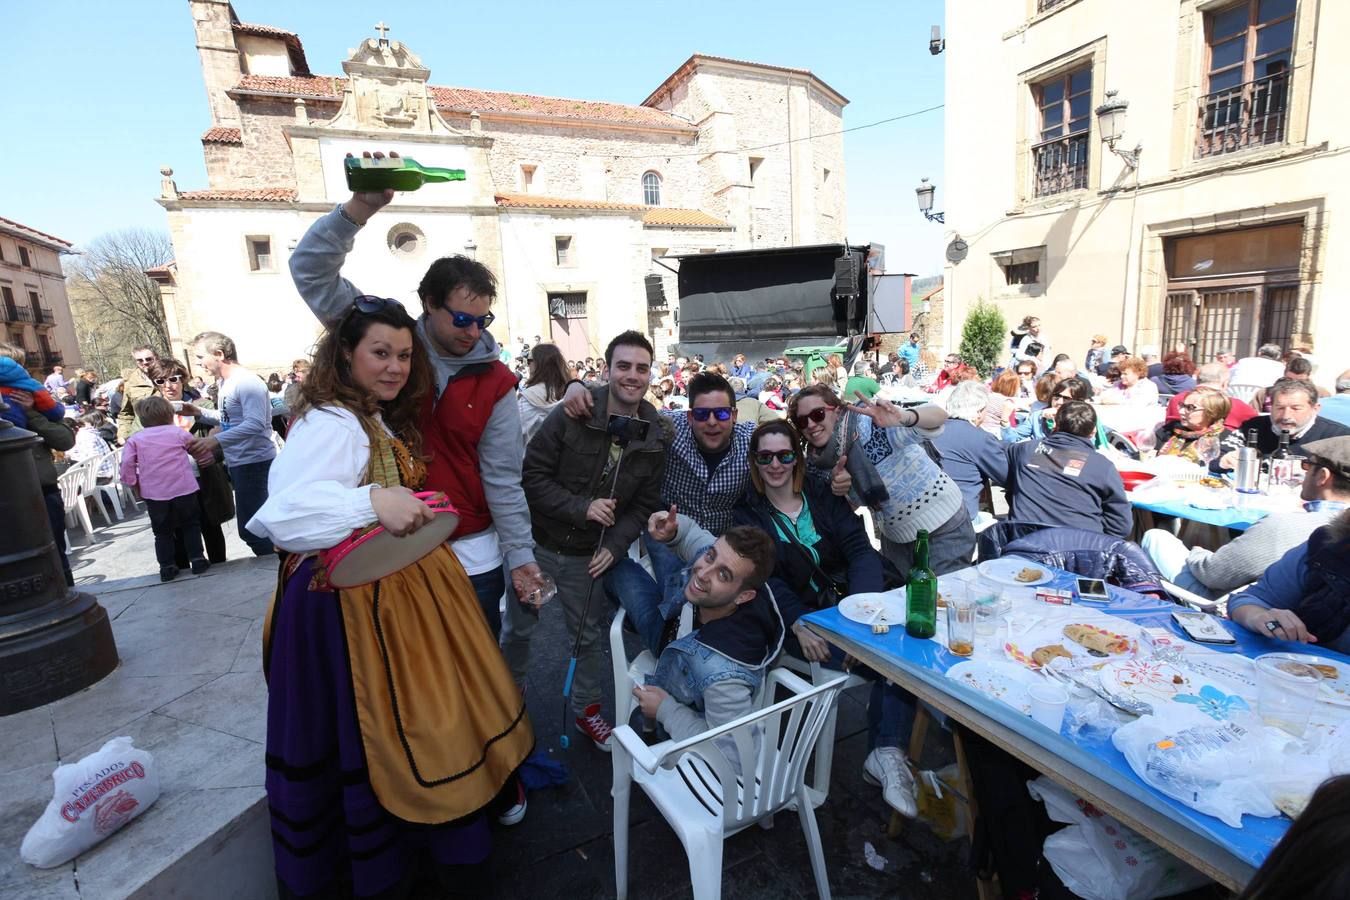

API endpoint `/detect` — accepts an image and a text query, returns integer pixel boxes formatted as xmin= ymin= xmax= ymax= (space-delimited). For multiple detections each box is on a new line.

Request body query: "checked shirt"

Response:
xmin=660 ymin=413 xmax=755 ymax=536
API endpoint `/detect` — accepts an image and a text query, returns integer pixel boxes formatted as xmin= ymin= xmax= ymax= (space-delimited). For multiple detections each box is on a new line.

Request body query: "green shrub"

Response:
xmin=959 ymin=298 xmax=1007 ymax=379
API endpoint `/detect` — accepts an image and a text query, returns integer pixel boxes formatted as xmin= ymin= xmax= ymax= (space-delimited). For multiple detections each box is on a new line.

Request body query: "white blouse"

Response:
xmin=247 ymin=406 xmax=385 ymax=552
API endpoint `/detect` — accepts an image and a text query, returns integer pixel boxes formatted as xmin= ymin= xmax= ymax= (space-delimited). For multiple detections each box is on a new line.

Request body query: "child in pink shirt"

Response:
xmin=121 ymin=396 xmax=211 ymax=581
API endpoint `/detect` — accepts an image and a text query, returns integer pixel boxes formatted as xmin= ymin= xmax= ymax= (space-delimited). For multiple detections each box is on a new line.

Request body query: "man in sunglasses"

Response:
xmin=116 ymin=344 xmax=159 ymax=443
xmin=290 ymin=151 xmax=547 ymax=641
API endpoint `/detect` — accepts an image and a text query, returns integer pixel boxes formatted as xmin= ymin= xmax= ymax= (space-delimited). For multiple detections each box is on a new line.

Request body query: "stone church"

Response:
xmin=157 ymin=1 xmax=848 ymax=370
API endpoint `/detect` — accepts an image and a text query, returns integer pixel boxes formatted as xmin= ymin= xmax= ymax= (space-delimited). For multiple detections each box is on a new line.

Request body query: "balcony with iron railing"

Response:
xmin=39 ymin=350 xmax=63 ymax=368
xmin=3 ymin=304 xmax=34 ymax=323
xmin=1037 ymin=0 xmax=1074 ymax=11
xmin=36 ymin=306 xmax=55 ymax=325
xmin=1196 ymin=72 xmax=1289 ymax=159
xmin=1031 ymin=132 xmax=1090 ymax=198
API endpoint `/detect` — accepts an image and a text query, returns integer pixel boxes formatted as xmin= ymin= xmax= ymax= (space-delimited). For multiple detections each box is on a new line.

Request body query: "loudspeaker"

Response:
xmin=833 ymin=256 xmax=857 ymax=295
xmin=644 ymin=274 xmax=666 ymax=306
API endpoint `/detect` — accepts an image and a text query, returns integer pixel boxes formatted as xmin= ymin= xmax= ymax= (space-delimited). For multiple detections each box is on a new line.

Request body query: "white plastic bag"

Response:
xmin=1027 ymin=777 xmax=1210 ymax=900
xmin=21 ymin=736 xmax=160 ymax=868
xmin=1111 ymin=705 xmax=1278 ymax=827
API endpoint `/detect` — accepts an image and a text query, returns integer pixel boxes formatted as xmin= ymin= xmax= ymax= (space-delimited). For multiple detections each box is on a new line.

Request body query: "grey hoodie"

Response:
xmin=289 ymin=205 xmax=535 ymax=571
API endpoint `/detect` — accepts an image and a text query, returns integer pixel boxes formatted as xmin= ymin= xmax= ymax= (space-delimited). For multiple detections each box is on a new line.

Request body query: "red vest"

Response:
xmin=420 ymin=361 xmax=518 ymax=539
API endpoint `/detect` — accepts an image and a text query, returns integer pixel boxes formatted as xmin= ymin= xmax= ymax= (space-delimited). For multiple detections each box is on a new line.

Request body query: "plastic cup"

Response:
xmin=945 ymin=592 xmax=975 ymax=657
xmin=170 ymin=400 xmax=185 ymax=411
xmin=1254 ymin=654 xmax=1323 ymax=736
xmin=522 ymin=574 xmax=558 ymax=611
xmin=1029 ymin=682 xmax=1069 ymax=732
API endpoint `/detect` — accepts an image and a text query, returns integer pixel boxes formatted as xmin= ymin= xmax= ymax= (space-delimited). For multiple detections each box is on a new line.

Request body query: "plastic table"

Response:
xmin=800 ymin=569 xmax=1350 ymax=892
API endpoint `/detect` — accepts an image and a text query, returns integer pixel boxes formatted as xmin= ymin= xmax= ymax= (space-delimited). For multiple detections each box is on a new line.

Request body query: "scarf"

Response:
xmin=807 ymin=408 xmax=889 ymax=507
xmin=1158 ymin=422 xmax=1224 ymax=465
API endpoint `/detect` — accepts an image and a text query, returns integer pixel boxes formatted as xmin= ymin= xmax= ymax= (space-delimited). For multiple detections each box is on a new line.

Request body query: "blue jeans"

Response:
xmin=784 ymin=629 xmax=915 ymax=752
xmin=642 ymin=533 xmax=685 ymax=599
xmin=228 ymin=460 xmax=273 ymax=555
xmin=604 ymin=558 xmax=671 ymax=655
xmin=471 ymin=568 xmax=506 ymax=639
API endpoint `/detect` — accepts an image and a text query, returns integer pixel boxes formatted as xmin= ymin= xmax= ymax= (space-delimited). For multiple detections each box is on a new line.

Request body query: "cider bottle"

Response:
xmin=345 ymin=156 xmax=466 ymax=192
xmin=905 ymin=530 xmax=937 ymax=639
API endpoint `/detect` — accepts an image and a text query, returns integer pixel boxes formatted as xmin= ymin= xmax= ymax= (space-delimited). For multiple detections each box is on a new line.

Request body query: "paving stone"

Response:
xmin=102 ymin=605 xmax=253 ymax=679
xmin=0 ymin=706 xmax=58 ymax=776
xmin=0 ymin=759 xmax=71 ymax=891
xmin=48 ymin=670 xmax=217 ymax=758
xmin=154 ymin=670 xmax=268 ymax=745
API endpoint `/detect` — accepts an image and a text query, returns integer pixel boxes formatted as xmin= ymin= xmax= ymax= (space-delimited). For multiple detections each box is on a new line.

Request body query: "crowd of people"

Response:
xmin=8 ymin=166 xmax=1350 ymax=896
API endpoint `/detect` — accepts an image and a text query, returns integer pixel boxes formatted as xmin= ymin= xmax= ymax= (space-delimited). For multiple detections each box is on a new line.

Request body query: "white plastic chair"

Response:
xmin=1161 ymin=579 xmax=1223 ymax=615
xmin=609 ymin=604 xmax=697 ymax=730
xmin=109 ymin=447 xmax=142 ymax=511
xmin=57 ymin=461 xmax=96 ymax=540
xmin=611 ymin=668 xmax=848 ymax=900
xmin=81 ymin=455 xmax=122 ymax=523
xmin=776 ymin=654 xmax=867 ymax=808
xmin=1227 ymin=384 xmax=1261 ymax=405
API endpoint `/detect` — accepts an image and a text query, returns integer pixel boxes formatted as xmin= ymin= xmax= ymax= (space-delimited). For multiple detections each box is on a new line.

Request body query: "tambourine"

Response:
xmin=317 ymin=491 xmax=460 ymax=589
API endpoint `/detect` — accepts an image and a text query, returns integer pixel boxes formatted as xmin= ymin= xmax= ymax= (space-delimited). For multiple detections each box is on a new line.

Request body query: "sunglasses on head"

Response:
xmin=352 ymin=294 xmax=405 ymax=315
xmin=792 ymin=407 xmax=830 ymax=430
xmin=690 ymin=406 xmax=733 ymax=422
xmin=153 ymin=374 xmax=183 ymax=386
xmin=447 ymin=309 xmax=495 ymax=330
xmin=754 ymin=450 xmax=797 ymax=466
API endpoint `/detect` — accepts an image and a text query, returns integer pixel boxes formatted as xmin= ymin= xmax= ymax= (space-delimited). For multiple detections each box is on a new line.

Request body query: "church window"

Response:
xmin=554 ymin=236 xmax=574 ymax=267
xmin=387 ymin=223 xmax=426 ymax=258
xmin=749 ymin=157 xmax=765 ymax=184
xmin=642 ymin=171 xmax=662 ymax=206
xmin=246 ymin=237 xmax=273 ymax=272
xmin=18 ymin=246 xmax=31 ymax=267
xmin=520 ymin=164 xmax=537 ymax=193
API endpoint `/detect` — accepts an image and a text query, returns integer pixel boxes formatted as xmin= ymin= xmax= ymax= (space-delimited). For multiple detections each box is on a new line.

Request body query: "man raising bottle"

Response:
xmin=289 ymin=155 xmax=545 ymax=637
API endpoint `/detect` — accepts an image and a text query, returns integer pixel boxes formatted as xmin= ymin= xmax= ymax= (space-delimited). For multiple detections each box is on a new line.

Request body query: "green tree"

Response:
xmin=959 ymin=298 xmax=1007 ymax=379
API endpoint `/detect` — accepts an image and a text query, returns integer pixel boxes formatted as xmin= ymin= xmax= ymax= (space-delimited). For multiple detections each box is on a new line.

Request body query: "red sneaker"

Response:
xmin=574 ymin=703 xmax=614 ymax=752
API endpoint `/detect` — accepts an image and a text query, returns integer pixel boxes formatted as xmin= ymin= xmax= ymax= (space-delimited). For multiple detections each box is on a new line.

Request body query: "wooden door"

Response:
xmin=547 ymin=292 xmax=591 ymax=363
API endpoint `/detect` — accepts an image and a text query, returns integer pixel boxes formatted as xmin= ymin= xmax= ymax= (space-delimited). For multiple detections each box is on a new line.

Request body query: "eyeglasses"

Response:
xmin=754 ymin=450 xmax=797 ymax=466
xmin=1301 ymin=459 xmax=1317 ymax=471
xmin=1178 ymin=403 xmax=1202 ymax=413
xmin=352 ymin=294 xmax=405 ymax=315
xmin=792 ymin=407 xmax=830 ymax=430
xmin=690 ymin=406 xmax=733 ymax=422
xmin=447 ymin=309 xmax=495 ymax=330
xmin=134 ymin=356 xmax=155 ymax=365
xmin=153 ymin=375 xmax=183 ymax=386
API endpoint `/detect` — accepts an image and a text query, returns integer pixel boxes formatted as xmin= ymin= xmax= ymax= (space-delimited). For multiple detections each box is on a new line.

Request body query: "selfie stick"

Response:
xmin=559 ymin=436 xmax=631 ymax=749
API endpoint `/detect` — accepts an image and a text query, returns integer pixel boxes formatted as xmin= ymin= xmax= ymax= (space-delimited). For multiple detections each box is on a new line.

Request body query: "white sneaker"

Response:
xmin=863 ymin=747 xmax=917 ymax=818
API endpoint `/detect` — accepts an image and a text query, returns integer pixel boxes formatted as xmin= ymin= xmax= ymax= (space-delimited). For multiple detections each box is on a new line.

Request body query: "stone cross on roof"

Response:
xmin=374 ymin=21 xmax=390 ymax=44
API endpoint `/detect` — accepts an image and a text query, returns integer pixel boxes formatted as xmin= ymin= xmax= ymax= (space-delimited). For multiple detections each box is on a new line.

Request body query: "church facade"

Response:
xmin=158 ymin=1 xmax=848 ymax=371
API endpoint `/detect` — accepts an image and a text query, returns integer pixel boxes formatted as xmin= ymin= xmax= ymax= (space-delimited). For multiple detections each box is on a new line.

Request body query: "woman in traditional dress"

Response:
xmin=249 ymin=297 xmax=533 ymax=898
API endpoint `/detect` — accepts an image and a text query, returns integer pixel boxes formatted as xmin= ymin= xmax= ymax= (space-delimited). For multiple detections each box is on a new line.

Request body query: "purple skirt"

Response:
xmin=264 ymin=557 xmax=489 ymax=897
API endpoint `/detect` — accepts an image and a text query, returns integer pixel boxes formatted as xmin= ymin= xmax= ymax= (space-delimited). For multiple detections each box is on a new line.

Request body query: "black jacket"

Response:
xmin=1240 ymin=414 xmax=1350 ymax=456
xmin=522 ymin=385 xmax=672 ymax=559
xmin=995 ymin=431 xmax=1131 ymax=539
xmin=733 ymin=478 xmax=885 ymax=627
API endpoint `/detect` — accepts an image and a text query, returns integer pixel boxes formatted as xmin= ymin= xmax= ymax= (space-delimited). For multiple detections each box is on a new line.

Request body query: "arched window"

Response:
xmin=642 ymin=171 xmax=662 ymax=206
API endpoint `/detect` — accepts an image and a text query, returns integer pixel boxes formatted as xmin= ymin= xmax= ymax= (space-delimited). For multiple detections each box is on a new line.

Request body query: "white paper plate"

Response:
xmin=944 ymin=659 xmax=1040 ymax=715
xmin=1098 ymin=658 xmax=1194 ymax=708
xmin=838 ymin=592 xmax=906 ymax=628
xmin=977 ymin=556 xmax=1053 ymax=587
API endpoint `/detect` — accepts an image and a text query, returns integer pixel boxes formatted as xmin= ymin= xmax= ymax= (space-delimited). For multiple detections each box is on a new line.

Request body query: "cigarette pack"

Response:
xmin=1140 ymin=627 xmax=1180 ymax=653
xmin=1036 ymin=588 xmax=1074 ymax=605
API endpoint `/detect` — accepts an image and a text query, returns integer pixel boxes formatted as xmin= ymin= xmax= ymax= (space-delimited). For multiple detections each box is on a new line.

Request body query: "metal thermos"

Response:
xmin=1235 ymin=446 xmax=1262 ymax=493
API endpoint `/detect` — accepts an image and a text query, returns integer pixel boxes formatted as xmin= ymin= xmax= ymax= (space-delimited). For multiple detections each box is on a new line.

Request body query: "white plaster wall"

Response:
xmin=317 ymin=137 xmax=475 ymax=207
xmin=235 ymin=35 xmax=291 ymax=77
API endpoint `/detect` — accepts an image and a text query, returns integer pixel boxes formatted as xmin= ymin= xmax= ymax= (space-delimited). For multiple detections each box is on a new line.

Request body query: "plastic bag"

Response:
xmin=21 ymin=736 xmax=160 ymax=868
xmin=1111 ymin=705 xmax=1277 ymax=827
xmin=1027 ymin=777 xmax=1210 ymax=900
xmin=914 ymin=765 xmax=969 ymax=842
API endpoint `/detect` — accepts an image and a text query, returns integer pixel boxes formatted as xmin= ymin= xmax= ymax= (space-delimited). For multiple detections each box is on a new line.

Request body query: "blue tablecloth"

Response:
xmin=1129 ymin=495 xmax=1266 ymax=531
xmin=801 ymin=568 xmax=1350 ymax=874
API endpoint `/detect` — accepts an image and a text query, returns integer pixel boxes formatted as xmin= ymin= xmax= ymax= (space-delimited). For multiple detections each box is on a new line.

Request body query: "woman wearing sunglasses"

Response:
xmin=146 ymin=357 xmax=231 ymax=565
xmin=731 ymin=420 xmax=920 ymax=815
xmin=1154 ymin=385 xmax=1241 ymax=465
xmin=248 ymin=297 xmax=532 ymax=899
xmin=789 ymin=384 xmax=975 ymax=575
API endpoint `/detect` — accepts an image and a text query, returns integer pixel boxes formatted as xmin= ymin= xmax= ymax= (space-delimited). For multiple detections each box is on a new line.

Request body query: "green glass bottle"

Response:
xmin=905 ymin=529 xmax=937 ymax=639
xmin=344 ymin=157 xmax=467 ymax=192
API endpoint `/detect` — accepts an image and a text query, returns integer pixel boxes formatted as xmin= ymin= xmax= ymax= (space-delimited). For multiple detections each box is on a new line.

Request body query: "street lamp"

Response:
xmin=1095 ymin=90 xmax=1142 ymax=170
xmin=915 ymin=177 xmax=944 ymax=224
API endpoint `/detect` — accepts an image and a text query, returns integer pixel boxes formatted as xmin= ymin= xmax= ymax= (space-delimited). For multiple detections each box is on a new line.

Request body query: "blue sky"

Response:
xmin=5 ymin=0 xmax=945 ymax=274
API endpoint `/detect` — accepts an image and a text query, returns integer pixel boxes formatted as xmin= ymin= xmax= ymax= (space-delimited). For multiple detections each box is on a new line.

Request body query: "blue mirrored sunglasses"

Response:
xmin=448 ymin=309 xmax=495 ymax=330
xmin=690 ymin=406 xmax=733 ymax=422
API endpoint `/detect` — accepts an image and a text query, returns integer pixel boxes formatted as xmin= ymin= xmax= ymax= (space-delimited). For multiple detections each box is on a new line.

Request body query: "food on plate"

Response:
xmin=1197 ymin=476 xmax=1227 ymax=489
xmin=872 ymin=623 xmax=890 ymax=635
xmin=1309 ymin=663 xmax=1339 ymax=681
xmin=1063 ymin=624 xmax=1131 ymax=655
xmin=1014 ymin=567 xmax=1044 ymax=583
xmin=1032 ymin=644 xmax=1072 ymax=667
xmin=936 ymin=592 xmax=946 ymax=608
xmin=1172 ymin=674 xmax=1184 ymax=684
xmin=1274 ymin=660 xmax=1321 ymax=679
xmin=1274 ymin=792 xmax=1310 ymax=819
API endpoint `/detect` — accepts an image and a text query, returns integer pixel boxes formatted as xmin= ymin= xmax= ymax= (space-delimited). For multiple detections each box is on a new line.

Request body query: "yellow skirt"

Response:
xmin=336 ymin=545 xmax=533 ymax=823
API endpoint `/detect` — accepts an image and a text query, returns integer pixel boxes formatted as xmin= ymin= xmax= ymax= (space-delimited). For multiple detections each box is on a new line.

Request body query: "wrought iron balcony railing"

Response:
xmin=1196 ymin=72 xmax=1289 ymax=159
xmin=1032 ymin=132 xmax=1090 ymax=198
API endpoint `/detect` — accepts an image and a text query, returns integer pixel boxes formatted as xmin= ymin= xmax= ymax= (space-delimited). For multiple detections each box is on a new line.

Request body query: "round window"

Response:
xmin=386 ymin=223 xmax=426 ymax=258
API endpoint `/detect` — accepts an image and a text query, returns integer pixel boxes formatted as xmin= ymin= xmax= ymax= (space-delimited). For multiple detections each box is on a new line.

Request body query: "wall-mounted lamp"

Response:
xmin=929 ymin=25 xmax=945 ymax=55
xmin=1095 ymin=90 xmax=1142 ymax=170
xmin=915 ymin=177 xmax=944 ymax=224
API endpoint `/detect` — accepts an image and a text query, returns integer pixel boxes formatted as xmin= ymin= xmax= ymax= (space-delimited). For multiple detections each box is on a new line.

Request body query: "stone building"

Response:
xmin=158 ymin=1 xmax=848 ymax=371
xmin=0 ymin=216 xmax=81 ymax=377
xmin=944 ymin=0 xmax=1349 ymax=373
